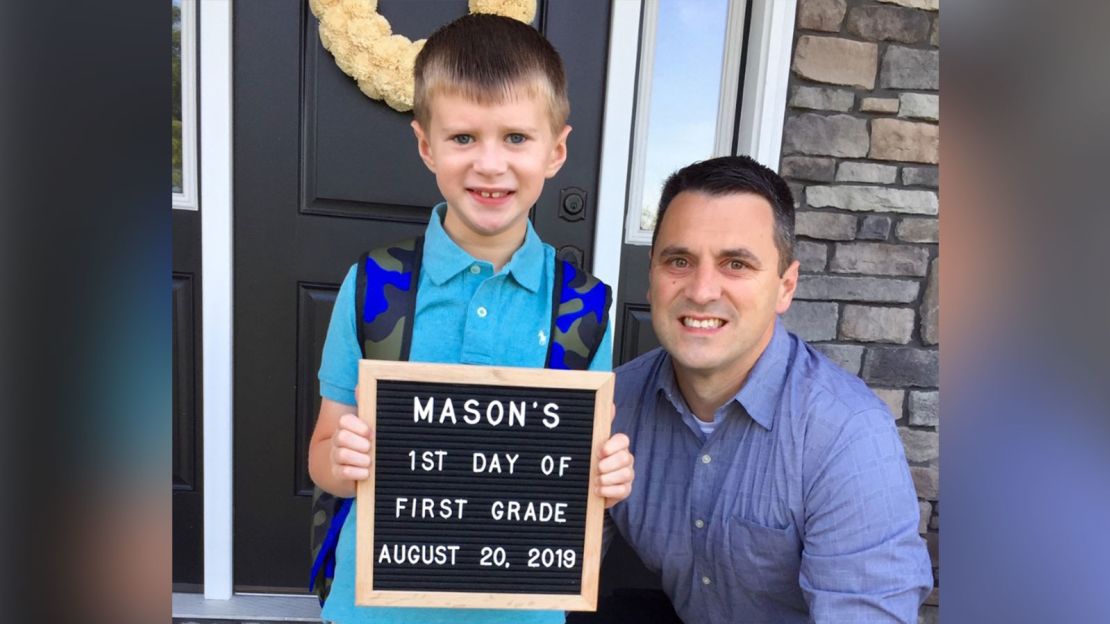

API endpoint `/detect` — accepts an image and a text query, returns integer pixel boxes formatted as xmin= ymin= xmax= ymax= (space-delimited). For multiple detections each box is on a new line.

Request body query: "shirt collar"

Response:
xmin=734 ymin=319 xmax=791 ymax=430
xmin=421 ymin=203 xmax=545 ymax=292
xmin=652 ymin=319 xmax=791 ymax=431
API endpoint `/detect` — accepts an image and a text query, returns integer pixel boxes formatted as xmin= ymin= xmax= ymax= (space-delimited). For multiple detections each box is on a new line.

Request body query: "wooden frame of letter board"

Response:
xmin=355 ymin=360 xmax=614 ymax=610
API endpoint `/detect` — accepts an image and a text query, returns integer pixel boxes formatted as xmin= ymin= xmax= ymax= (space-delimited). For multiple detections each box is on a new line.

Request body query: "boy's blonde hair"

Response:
xmin=413 ymin=14 xmax=569 ymax=133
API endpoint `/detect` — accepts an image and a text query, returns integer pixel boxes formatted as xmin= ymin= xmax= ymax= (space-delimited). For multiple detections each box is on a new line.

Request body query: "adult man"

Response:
xmin=608 ymin=156 xmax=933 ymax=622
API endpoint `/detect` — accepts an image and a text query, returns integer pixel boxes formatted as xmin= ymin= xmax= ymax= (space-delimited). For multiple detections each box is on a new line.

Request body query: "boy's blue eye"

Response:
xmin=506 ymin=133 xmax=527 ymax=144
xmin=451 ymin=135 xmax=474 ymax=145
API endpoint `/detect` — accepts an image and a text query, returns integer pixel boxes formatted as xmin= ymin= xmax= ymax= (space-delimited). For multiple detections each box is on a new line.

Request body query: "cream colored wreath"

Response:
xmin=309 ymin=0 xmax=538 ymax=112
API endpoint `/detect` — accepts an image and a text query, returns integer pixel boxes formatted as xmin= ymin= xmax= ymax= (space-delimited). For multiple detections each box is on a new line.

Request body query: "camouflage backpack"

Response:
xmin=308 ymin=235 xmax=612 ymax=604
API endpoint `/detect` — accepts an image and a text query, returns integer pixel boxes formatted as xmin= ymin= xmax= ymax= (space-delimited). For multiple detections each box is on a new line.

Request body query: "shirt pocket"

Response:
xmin=727 ymin=515 xmax=802 ymax=595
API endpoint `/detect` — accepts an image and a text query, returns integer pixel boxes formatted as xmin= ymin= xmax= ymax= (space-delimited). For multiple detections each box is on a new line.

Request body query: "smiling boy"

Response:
xmin=307 ymin=14 xmax=634 ymax=624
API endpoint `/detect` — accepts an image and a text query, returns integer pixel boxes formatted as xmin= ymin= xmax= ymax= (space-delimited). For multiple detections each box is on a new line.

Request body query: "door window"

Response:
xmin=624 ymin=0 xmax=748 ymax=244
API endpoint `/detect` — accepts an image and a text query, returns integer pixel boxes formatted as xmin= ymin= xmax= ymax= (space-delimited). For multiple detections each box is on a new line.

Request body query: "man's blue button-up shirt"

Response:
xmin=609 ymin=320 xmax=932 ymax=623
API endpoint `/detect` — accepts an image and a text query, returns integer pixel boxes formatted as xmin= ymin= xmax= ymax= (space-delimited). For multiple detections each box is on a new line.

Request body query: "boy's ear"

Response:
xmin=545 ymin=124 xmax=572 ymax=178
xmin=411 ymin=120 xmax=436 ymax=172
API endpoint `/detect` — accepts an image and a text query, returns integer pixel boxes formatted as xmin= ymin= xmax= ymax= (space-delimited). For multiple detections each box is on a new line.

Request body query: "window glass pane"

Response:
xmin=172 ymin=0 xmax=183 ymax=194
xmin=638 ymin=0 xmax=729 ymax=231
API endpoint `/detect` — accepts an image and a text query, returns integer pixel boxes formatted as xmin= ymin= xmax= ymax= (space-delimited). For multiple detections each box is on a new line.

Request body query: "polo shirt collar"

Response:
xmin=421 ymin=203 xmax=544 ymax=293
xmin=653 ymin=319 xmax=790 ymax=431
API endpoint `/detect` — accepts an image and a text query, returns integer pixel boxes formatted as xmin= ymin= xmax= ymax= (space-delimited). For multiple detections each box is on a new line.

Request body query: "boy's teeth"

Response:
xmin=683 ymin=317 xmax=723 ymax=329
xmin=478 ymin=191 xmax=505 ymax=198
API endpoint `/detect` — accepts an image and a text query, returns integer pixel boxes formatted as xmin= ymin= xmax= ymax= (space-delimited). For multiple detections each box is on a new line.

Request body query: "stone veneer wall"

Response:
xmin=776 ymin=0 xmax=939 ymax=621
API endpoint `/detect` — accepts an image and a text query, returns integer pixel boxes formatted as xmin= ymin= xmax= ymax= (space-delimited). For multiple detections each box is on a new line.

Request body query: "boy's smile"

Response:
xmin=412 ymin=89 xmax=570 ymax=255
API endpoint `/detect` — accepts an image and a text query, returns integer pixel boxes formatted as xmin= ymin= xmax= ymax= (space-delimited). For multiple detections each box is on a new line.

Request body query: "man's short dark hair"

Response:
xmin=653 ymin=155 xmax=796 ymax=275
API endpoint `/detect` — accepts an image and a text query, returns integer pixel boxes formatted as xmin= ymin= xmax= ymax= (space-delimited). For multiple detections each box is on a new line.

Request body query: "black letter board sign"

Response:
xmin=355 ymin=360 xmax=614 ymax=610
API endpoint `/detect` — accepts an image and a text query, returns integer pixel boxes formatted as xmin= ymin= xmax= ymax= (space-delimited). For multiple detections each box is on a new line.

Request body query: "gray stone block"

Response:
xmin=830 ymin=242 xmax=930 ymax=276
xmin=791 ymin=85 xmax=855 ymax=112
xmin=796 ymin=211 xmax=857 ymax=240
xmin=781 ymin=156 xmax=836 ymax=182
xmin=784 ymin=113 xmax=870 ymax=158
xmin=813 ymin=343 xmax=865 ymax=375
xmin=931 ymin=15 xmax=939 ymax=46
xmin=782 ymin=301 xmax=839 ymax=342
xmin=836 ymin=161 xmax=898 ymax=184
xmin=797 ymin=0 xmax=848 ymax=32
xmin=911 ymin=466 xmax=939 ymax=500
xmin=909 ymin=390 xmax=939 ymax=426
xmin=880 ymin=46 xmax=939 ymax=90
xmin=807 ymin=184 xmax=938 ymax=215
xmin=921 ymin=257 xmax=939 ymax=344
xmin=862 ymin=346 xmax=939 ymax=386
xmin=870 ymin=118 xmax=939 ymax=164
xmin=846 ymin=5 xmax=932 ymax=43
xmin=793 ymin=36 xmax=879 ymax=89
xmin=899 ymin=427 xmax=939 ymax=462
xmin=796 ymin=275 xmax=920 ymax=302
xmin=918 ymin=500 xmax=932 ymax=533
xmin=902 ymin=166 xmax=939 ymax=187
xmin=794 ymin=240 xmax=829 ymax=272
xmin=896 ymin=217 xmax=938 ymax=243
xmin=858 ymin=215 xmax=893 ymax=240
xmin=899 ymin=93 xmax=940 ymax=121
xmin=841 ymin=304 xmax=915 ymax=343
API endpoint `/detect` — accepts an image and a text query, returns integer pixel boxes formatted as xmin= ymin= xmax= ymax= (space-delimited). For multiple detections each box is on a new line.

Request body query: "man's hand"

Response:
xmin=330 ymin=412 xmax=373 ymax=483
xmin=596 ymin=425 xmax=634 ymax=508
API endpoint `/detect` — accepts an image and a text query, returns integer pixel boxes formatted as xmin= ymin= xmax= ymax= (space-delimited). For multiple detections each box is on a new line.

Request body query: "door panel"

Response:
xmin=172 ymin=208 xmax=203 ymax=590
xmin=233 ymin=0 xmax=611 ymax=592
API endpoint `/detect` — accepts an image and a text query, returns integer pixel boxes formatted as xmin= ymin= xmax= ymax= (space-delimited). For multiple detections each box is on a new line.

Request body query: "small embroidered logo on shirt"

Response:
xmin=538 ymin=330 xmax=548 ymax=345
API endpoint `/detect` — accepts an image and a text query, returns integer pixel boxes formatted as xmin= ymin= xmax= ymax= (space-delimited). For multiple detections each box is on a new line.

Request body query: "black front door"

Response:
xmin=232 ymin=0 xmax=612 ymax=592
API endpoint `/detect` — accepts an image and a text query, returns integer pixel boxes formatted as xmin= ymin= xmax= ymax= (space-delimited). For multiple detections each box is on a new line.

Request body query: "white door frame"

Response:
xmin=192 ymin=0 xmax=796 ymax=601
xmin=199 ymin=0 xmax=234 ymax=600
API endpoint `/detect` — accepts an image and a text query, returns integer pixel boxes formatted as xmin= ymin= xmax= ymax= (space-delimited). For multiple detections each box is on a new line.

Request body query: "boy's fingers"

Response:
xmin=599 ymin=433 xmax=630 ymax=458
xmin=333 ymin=446 xmax=372 ymax=468
xmin=333 ymin=428 xmax=372 ymax=453
xmin=597 ymin=465 xmax=634 ymax=486
xmin=338 ymin=412 xmax=371 ymax=436
xmin=597 ymin=448 xmax=633 ymax=474
xmin=338 ymin=465 xmax=371 ymax=482
xmin=599 ymin=483 xmax=633 ymax=507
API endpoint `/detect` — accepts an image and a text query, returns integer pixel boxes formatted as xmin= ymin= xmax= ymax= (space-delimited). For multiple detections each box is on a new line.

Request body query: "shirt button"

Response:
xmin=701 ymin=454 xmax=712 ymax=464
xmin=701 ymin=576 xmax=712 ymax=586
xmin=694 ymin=519 xmax=705 ymax=529
xmin=476 ymin=306 xmax=488 ymax=318
xmin=469 ymin=264 xmax=481 ymax=275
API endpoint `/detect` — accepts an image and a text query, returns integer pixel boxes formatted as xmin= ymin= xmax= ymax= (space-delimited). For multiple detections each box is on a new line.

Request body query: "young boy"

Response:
xmin=308 ymin=14 xmax=634 ymax=624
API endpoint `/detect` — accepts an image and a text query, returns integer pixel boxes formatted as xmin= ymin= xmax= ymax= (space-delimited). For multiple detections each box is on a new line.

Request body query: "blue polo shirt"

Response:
xmin=318 ymin=204 xmax=612 ymax=623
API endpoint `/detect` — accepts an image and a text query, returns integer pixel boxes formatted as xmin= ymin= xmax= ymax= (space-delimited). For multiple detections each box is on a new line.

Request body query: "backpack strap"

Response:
xmin=310 ymin=236 xmax=423 ymax=604
xmin=356 ymin=236 xmax=423 ymax=361
xmin=547 ymin=259 xmax=612 ymax=371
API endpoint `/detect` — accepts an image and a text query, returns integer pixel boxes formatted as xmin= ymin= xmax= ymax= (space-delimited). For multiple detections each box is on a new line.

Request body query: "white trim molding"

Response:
xmin=173 ymin=0 xmax=199 ymax=210
xmin=734 ymin=0 xmax=798 ymax=170
xmin=593 ymin=0 xmax=644 ymax=347
xmin=200 ymin=0 xmax=234 ymax=600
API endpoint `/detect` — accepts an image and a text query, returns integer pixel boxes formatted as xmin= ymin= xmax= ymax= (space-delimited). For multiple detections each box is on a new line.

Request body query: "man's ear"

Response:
xmin=775 ymin=259 xmax=801 ymax=315
xmin=411 ymin=120 xmax=436 ymax=173
xmin=545 ymin=124 xmax=572 ymax=178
